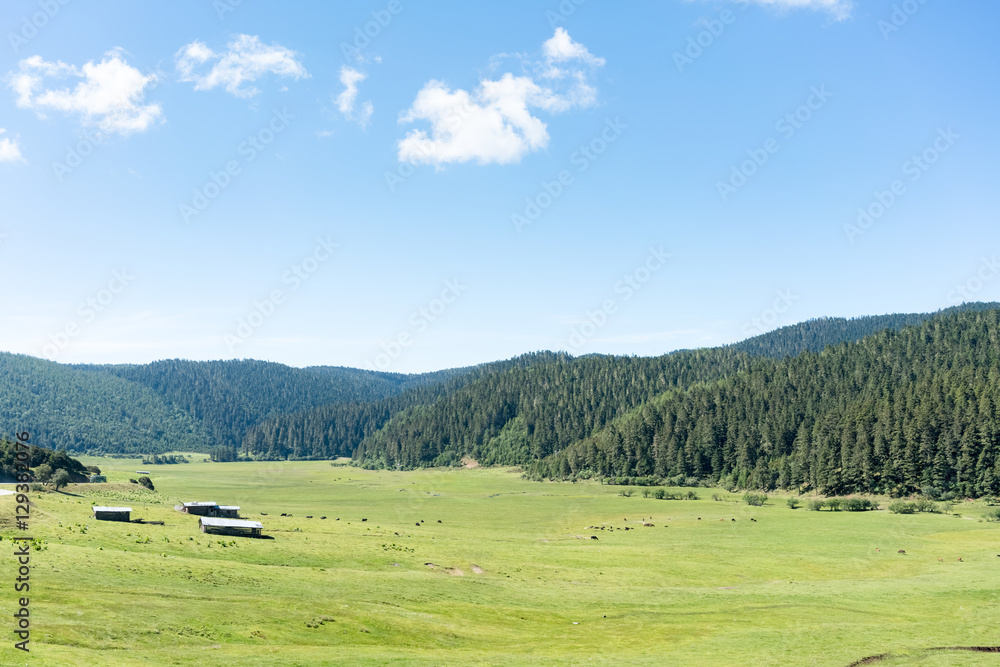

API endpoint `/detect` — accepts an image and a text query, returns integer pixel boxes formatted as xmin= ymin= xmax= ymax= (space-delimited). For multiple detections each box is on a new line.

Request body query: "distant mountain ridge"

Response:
xmin=1 ymin=303 xmax=996 ymax=461
xmin=728 ymin=302 xmax=1000 ymax=358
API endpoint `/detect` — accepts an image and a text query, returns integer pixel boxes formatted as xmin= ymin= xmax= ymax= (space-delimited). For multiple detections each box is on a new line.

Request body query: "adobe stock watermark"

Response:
xmin=366 ymin=279 xmax=466 ymax=371
xmin=546 ymin=0 xmax=587 ymax=28
xmin=673 ymin=3 xmax=749 ymax=74
xmin=565 ymin=246 xmax=670 ymax=352
xmin=717 ymin=85 xmax=833 ymax=202
xmin=844 ymin=127 xmax=959 ymax=244
xmin=742 ymin=289 xmax=799 ymax=337
xmin=224 ymin=236 xmax=339 ymax=352
xmin=948 ymin=256 xmax=999 ymax=304
xmin=340 ymin=0 xmax=411 ymax=62
xmin=212 ymin=0 xmax=244 ymax=20
xmin=51 ymin=128 xmax=107 ymax=183
xmin=8 ymin=0 xmax=71 ymax=54
xmin=180 ymin=108 xmax=294 ymax=224
xmin=512 ymin=117 xmax=627 ymax=233
xmin=878 ymin=0 xmax=930 ymax=40
xmin=37 ymin=270 xmax=134 ymax=360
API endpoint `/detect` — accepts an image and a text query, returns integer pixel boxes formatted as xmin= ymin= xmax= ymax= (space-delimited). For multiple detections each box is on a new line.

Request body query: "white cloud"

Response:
xmin=336 ymin=66 xmax=373 ymax=128
xmin=542 ymin=28 xmax=605 ymax=67
xmin=738 ymin=0 xmax=853 ymax=21
xmin=398 ymin=29 xmax=603 ymax=167
xmin=8 ymin=49 xmax=162 ymax=135
xmin=0 ymin=130 xmax=23 ymax=162
xmin=176 ymin=34 xmax=308 ymax=97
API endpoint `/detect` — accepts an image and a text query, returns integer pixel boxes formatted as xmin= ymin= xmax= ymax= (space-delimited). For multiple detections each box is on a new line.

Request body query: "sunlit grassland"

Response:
xmin=1 ymin=457 xmax=999 ymax=666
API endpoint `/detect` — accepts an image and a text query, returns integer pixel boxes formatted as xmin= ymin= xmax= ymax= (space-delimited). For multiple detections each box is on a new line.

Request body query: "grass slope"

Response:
xmin=1 ymin=461 xmax=998 ymax=666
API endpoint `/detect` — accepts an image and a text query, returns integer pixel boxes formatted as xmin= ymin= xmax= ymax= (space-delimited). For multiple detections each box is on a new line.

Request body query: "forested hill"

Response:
xmin=351 ymin=350 xmax=753 ymax=468
xmin=0 ymin=355 xmax=470 ymax=454
xmin=242 ymin=352 xmax=572 ymax=460
xmin=729 ymin=302 xmax=1000 ymax=358
xmin=531 ymin=309 xmax=1000 ymax=498
xmin=72 ymin=359 xmax=468 ymax=453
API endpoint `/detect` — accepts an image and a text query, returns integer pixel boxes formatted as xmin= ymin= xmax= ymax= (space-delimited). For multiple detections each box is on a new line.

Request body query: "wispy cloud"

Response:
xmin=397 ymin=28 xmax=604 ymax=167
xmin=336 ymin=66 xmax=373 ymax=128
xmin=8 ymin=49 xmax=162 ymax=135
xmin=176 ymin=34 xmax=308 ymax=97
xmin=738 ymin=0 xmax=853 ymax=21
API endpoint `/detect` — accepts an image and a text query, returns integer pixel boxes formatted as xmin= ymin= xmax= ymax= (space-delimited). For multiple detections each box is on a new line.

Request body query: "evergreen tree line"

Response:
xmin=528 ymin=310 xmax=1000 ymax=498
xmin=728 ymin=302 xmax=999 ymax=358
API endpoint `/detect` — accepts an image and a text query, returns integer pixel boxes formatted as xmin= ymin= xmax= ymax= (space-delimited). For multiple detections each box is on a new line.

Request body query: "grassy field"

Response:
xmin=1 ymin=457 xmax=999 ymax=666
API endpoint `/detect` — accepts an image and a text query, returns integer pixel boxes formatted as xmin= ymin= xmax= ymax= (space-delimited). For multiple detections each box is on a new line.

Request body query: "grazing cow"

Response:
xmin=898 ymin=550 xmax=906 ymax=554
xmin=415 ymin=522 xmax=420 ymax=526
xmin=958 ymin=557 xmax=963 ymax=562
xmin=336 ymin=518 xmax=340 ymax=521
xmin=750 ymin=518 xmax=757 ymax=522
xmin=261 ymin=513 xmax=268 ymax=516
xmin=281 ymin=513 xmax=287 ymax=517
xmin=731 ymin=518 xmax=736 ymax=522
xmin=437 ymin=520 xmax=442 ymax=523
xmin=938 ymin=558 xmax=944 ymax=561
xmin=697 ymin=518 xmax=701 ymax=520
xmin=362 ymin=518 xmax=367 ymax=522
xmin=306 ymin=515 xmax=313 ymax=518
xmin=591 ymin=536 xmax=599 ymax=540
xmin=320 ymin=516 xmax=326 ymax=519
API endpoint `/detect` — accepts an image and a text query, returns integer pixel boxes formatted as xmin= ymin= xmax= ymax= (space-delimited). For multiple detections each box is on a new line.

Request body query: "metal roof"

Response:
xmin=199 ymin=517 xmax=263 ymax=529
xmin=183 ymin=501 xmax=218 ymax=506
xmin=93 ymin=506 xmax=132 ymax=513
xmin=218 ymin=505 xmax=240 ymax=510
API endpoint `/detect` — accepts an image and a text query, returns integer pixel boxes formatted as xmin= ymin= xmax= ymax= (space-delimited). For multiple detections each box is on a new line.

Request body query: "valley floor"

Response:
xmin=1 ymin=458 xmax=999 ymax=666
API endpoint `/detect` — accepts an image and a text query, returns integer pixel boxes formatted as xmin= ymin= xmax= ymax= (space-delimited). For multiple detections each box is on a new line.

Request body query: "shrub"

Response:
xmin=618 ymin=489 xmax=633 ymax=497
xmin=743 ymin=493 xmax=767 ymax=507
xmin=807 ymin=499 xmax=826 ymax=511
xmin=842 ymin=498 xmax=878 ymax=512
xmin=712 ymin=493 xmax=723 ymax=502
xmin=984 ymin=508 xmax=1000 ymax=522
xmin=641 ymin=488 xmax=650 ymax=498
xmin=914 ymin=498 xmax=939 ymax=513
xmin=137 ymin=476 xmax=155 ymax=491
xmin=826 ymin=498 xmax=842 ymax=511
xmin=786 ymin=498 xmax=801 ymax=509
xmin=652 ymin=488 xmax=666 ymax=500
xmin=685 ymin=490 xmax=699 ymax=500
xmin=888 ymin=501 xmax=917 ymax=514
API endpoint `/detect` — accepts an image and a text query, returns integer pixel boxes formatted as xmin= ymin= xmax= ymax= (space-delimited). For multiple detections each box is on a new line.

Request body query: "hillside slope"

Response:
xmin=534 ymin=309 xmax=1000 ymax=498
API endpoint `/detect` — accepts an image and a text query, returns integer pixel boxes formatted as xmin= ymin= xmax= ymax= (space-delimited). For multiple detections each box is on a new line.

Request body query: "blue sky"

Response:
xmin=0 ymin=0 xmax=997 ymax=372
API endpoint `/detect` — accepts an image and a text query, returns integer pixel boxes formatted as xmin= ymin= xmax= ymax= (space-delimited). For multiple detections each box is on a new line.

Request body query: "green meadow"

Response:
xmin=2 ymin=457 xmax=999 ymax=666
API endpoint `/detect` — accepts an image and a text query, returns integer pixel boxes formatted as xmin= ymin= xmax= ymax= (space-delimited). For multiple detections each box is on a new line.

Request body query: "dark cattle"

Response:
xmin=898 ymin=550 xmax=906 ymax=554
xmin=306 ymin=515 xmax=313 ymax=518
xmin=750 ymin=518 xmax=757 ymax=522
xmin=261 ymin=513 xmax=268 ymax=516
xmin=591 ymin=536 xmax=598 ymax=540
xmin=415 ymin=522 xmax=420 ymax=526
xmin=697 ymin=518 xmax=701 ymax=520
xmin=320 ymin=516 xmax=326 ymax=519
xmin=336 ymin=518 xmax=340 ymax=520
xmin=362 ymin=518 xmax=367 ymax=522
xmin=437 ymin=520 xmax=442 ymax=523
xmin=281 ymin=513 xmax=287 ymax=517
xmin=731 ymin=518 xmax=736 ymax=522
